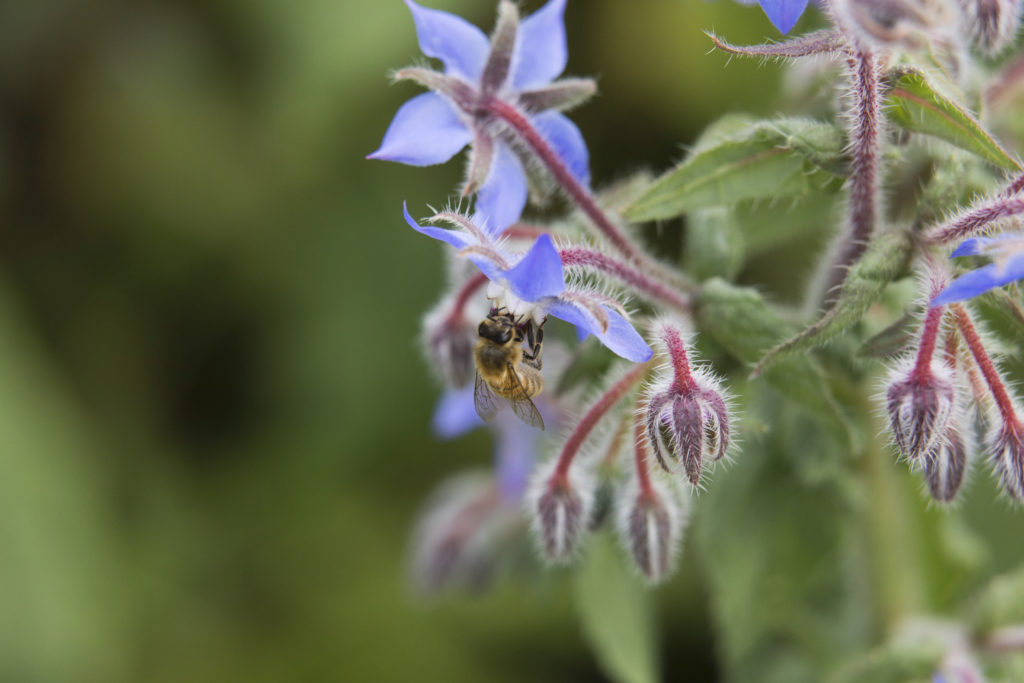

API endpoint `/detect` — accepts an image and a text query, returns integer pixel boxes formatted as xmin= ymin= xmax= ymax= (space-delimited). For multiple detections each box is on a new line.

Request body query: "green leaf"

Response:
xmin=685 ymin=208 xmax=745 ymax=281
xmin=970 ymin=564 xmax=1024 ymax=633
xmin=573 ymin=533 xmax=659 ymax=683
xmin=752 ymin=228 xmax=914 ymax=374
xmin=624 ymin=117 xmax=846 ymax=221
xmin=826 ymin=643 xmax=941 ymax=683
xmin=886 ymin=67 xmax=1022 ymax=172
xmin=696 ymin=278 xmax=852 ymax=446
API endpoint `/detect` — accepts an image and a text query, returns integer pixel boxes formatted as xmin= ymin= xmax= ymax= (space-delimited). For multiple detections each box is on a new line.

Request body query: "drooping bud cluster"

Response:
xmin=422 ymin=272 xmax=488 ymax=387
xmin=644 ymin=321 xmax=731 ymax=486
xmin=886 ymin=357 xmax=956 ymax=462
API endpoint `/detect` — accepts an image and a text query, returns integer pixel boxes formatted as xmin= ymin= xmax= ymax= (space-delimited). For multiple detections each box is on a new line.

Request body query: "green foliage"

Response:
xmin=573 ymin=534 xmax=659 ymax=683
xmin=886 ymin=67 xmax=1022 ymax=172
xmin=624 ymin=117 xmax=845 ymax=221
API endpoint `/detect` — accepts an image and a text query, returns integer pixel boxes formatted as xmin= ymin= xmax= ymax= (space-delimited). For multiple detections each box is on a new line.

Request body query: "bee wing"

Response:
xmin=506 ymin=364 xmax=545 ymax=431
xmin=474 ymin=371 xmax=500 ymax=422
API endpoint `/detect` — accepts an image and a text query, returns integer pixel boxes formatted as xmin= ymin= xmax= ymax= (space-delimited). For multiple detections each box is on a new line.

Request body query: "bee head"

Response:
xmin=479 ymin=318 xmax=514 ymax=345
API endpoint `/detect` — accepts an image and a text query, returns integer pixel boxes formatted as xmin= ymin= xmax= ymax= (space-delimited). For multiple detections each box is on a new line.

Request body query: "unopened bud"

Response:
xmin=959 ymin=0 xmax=1023 ymax=54
xmin=924 ymin=429 xmax=969 ymax=503
xmin=645 ymin=374 xmax=731 ymax=485
xmin=617 ymin=480 xmax=686 ymax=584
xmin=886 ymin=359 xmax=956 ymax=461
xmin=990 ymin=419 xmax=1024 ymax=500
xmin=409 ymin=474 xmax=513 ymax=595
xmin=422 ymin=292 xmax=480 ymax=388
xmin=529 ymin=460 xmax=593 ymax=564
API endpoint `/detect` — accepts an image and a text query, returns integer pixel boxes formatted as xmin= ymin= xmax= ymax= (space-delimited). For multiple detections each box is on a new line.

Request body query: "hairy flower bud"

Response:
xmin=617 ymin=479 xmax=686 ymax=584
xmin=990 ymin=418 xmax=1024 ymax=500
xmin=959 ymin=0 xmax=1023 ymax=54
xmin=886 ymin=358 xmax=956 ymax=461
xmin=924 ymin=428 xmax=969 ymax=503
xmin=409 ymin=474 xmax=517 ymax=595
xmin=529 ymin=459 xmax=593 ymax=564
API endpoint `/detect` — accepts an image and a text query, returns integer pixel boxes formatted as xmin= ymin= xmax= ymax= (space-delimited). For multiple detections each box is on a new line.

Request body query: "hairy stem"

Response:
xmin=824 ymin=48 xmax=882 ymax=303
xmin=952 ymin=303 xmax=1020 ymax=424
xmin=559 ymin=246 xmax=691 ymax=312
xmin=553 ymin=362 xmax=651 ymax=483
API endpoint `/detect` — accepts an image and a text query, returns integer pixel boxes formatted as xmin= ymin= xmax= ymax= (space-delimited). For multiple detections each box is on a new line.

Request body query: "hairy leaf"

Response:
xmin=753 ymin=228 xmax=914 ymax=374
xmin=573 ymin=533 xmax=659 ymax=683
xmin=886 ymin=68 xmax=1022 ymax=172
xmin=625 ymin=118 xmax=846 ymax=221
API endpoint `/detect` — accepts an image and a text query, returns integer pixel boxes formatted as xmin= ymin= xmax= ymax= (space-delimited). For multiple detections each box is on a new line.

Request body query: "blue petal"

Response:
xmin=432 ymin=386 xmax=484 ymax=439
xmin=404 ymin=0 xmax=490 ymax=81
xmin=473 ymin=143 xmax=528 ymax=236
xmin=531 ymin=111 xmax=590 ymax=187
xmin=951 ymin=238 xmax=988 ymax=258
xmin=503 ymin=235 xmax=565 ymax=301
xmin=403 ymin=202 xmax=472 ymax=249
xmin=544 ymin=301 xmax=653 ymax=362
xmin=494 ymin=417 xmax=537 ymax=501
xmin=512 ymin=0 xmax=568 ymax=90
xmin=932 ymin=253 xmax=1024 ymax=306
xmin=369 ymin=93 xmax=470 ymax=166
xmin=758 ymin=0 xmax=809 ymax=34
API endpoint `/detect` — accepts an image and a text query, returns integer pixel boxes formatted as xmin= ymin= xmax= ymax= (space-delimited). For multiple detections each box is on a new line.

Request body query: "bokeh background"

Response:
xmin=0 ymin=1 xmax=825 ymax=680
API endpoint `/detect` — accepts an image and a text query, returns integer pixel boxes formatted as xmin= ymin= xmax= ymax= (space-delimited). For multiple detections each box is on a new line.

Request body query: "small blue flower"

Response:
xmin=932 ymin=234 xmax=1024 ymax=306
xmin=368 ymin=0 xmax=590 ymax=234
xmin=434 ymin=385 xmax=545 ymax=500
xmin=734 ymin=0 xmax=809 ymax=34
xmin=404 ymin=204 xmax=653 ymax=362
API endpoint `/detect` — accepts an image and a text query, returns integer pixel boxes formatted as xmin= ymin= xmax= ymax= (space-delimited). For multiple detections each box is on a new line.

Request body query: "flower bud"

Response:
xmin=422 ymin=288 xmax=482 ymax=388
xmin=924 ymin=428 xmax=969 ymax=503
xmin=886 ymin=358 xmax=956 ymax=461
xmin=529 ymin=459 xmax=593 ymax=564
xmin=409 ymin=474 xmax=517 ymax=595
xmin=959 ymin=0 xmax=1023 ymax=54
xmin=645 ymin=374 xmax=731 ymax=486
xmin=617 ymin=479 xmax=686 ymax=584
xmin=990 ymin=419 xmax=1024 ymax=500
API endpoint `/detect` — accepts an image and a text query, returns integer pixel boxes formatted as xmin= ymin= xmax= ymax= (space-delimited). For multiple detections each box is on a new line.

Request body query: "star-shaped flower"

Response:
xmin=734 ymin=0 xmax=810 ymax=34
xmin=369 ymin=0 xmax=593 ymax=234
xmin=403 ymin=204 xmax=653 ymax=362
xmin=932 ymin=234 xmax=1024 ymax=306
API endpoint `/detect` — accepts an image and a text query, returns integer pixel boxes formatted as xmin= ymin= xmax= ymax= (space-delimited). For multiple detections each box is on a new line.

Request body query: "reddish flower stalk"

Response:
xmin=633 ymin=412 xmax=656 ymax=500
xmin=447 ymin=272 xmax=488 ymax=324
xmin=482 ymin=96 xmax=643 ymax=262
xmin=913 ymin=305 xmax=945 ymax=381
xmin=925 ymin=196 xmax=1024 ymax=245
xmin=824 ymin=48 xmax=882 ymax=302
xmin=559 ymin=246 xmax=691 ymax=312
xmin=951 ymin=303 xmax=1018 ymax=424
xmin=552 ymin=362 xmax=651 ymax=484
xmin=662 ymin=324 xmax=696 ymax=393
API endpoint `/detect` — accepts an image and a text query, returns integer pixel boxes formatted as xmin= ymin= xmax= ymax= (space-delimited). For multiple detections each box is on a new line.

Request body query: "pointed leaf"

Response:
xmin=886 ymin=67 xmax=1022 ymax=172
xmin=573 ymin=533 xmax=659 ymax=683
xmin=624 ymin=117 xmax=845 ymax=221
xmin=753 ymin=228 xmax=914 ymax=374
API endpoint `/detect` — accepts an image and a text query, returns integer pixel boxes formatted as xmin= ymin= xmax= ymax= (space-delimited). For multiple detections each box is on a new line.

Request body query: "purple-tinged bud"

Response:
xmin=959 ymin=0 xmax=1023 ymax=54
xmin=644 ymin=321 xmax=731 ymax=486
xmin=618 ymin=421 xmax=687 ymax=584
xmin=409 ymin=474 xmax=515 ymax=595
xmin=529 ymin=459 xmax=593 ymax=564
xmin=924 ymin=428 xmax=969 ymax=503
xmin=422 ymin=272 xmax=488 ymax=387
xmin=886 ymin=358 xmax=956 ymax=461
xmin=618 ymin=486 xmax=683 ymax=584
xmin=989 ymin=418 xmax=1024 ymax=500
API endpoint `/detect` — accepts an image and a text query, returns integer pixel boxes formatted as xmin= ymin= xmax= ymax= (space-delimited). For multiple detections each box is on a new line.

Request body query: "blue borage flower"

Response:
xmin=434 ymin=385 xmax=550 ymax=501
xmin=403 ymin=204 xmax=653 ymax=362
xmin=733 ymin=0 xmax=809 ymax=35
xmin=932 ymin=234 xmax=1024 ymax=306
xmin=369 ymin=0 xmax=591 ymax=234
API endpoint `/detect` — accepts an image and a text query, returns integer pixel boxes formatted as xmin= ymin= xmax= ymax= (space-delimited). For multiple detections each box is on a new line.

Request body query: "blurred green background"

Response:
xmin=0 ymin=1 xmax=813 ymax=681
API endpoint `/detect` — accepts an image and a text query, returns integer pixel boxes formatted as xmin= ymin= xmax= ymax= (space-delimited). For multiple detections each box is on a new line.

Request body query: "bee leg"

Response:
xmin=523 ymin=322 xmax=544 ymax=370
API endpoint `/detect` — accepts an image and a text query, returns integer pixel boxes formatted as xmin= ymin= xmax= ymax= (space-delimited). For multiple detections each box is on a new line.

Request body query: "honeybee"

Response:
xmin=473 ymin=308 xmax=545 ymax=430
